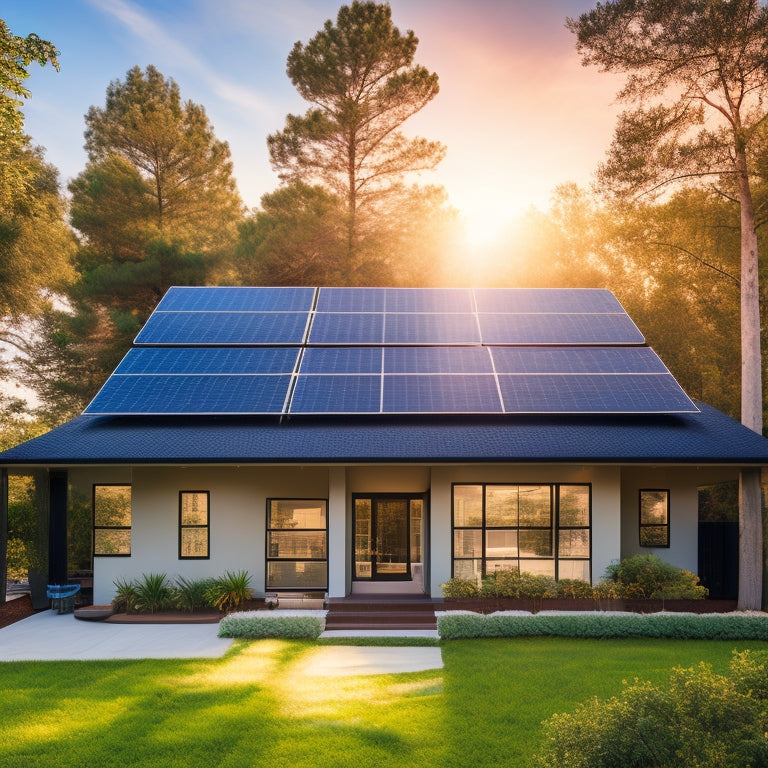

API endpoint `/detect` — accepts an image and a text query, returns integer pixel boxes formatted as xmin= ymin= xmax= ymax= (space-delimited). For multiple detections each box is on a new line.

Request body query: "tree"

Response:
xmin=267 ymin=1 xmax=446 ymax=281
xmin=568 ymin=0 xmax=768 ymax=609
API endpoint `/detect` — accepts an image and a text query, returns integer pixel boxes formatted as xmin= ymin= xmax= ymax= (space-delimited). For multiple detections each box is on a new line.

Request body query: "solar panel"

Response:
xmin=135 ymin=312 xmax=310 ymax=345
xmin=497 ymin=374 xmax=698 ymax=413
xmin=300 ymin=347 xmax=382 ymax=374
xmin=385 ymin=346 xmax=493 ymax=373
xmin=316 ymin=287 xmax=385 ymax=312
xmin=382 ymin=375 xmax=502 ymax=413
xmin=116 ymin=347 xmax=300 ymax=374
xmin=479 ymin=313 xmax=645 ymax=345
xmin=384 ymin=288 xmax=474 ymax=312
xmin=308 ymin=313 xmax=385 ymax=344
xmin=157 ymin=286 xmax=315 ymax=312
xmin=490 ymin=346 xmax=667 ymax=374
xmin=473 ymin=288 xmax=623 ymax=314
xmin=290 ymin=375 xmax=381 ymax=413
xmin=85 ymin=374 xmax=292 ymax=414
xmin=384 ymin=313 xmax=480 ymax=344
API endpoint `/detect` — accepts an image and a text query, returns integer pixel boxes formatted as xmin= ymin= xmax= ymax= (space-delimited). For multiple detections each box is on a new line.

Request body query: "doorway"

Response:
xmin=353 ymin=495 xmax=424 ymax=582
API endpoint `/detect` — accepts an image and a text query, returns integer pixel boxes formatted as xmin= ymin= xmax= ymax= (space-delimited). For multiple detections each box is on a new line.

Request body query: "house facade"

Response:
xmin=1 ymin=286 xmax=765 ymax=605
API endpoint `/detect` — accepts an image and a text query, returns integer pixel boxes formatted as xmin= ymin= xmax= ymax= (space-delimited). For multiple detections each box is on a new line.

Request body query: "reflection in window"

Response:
xmin=452 ymin=483 xmax=591 ymax=582
xmin=179 ymin=491 xmax=210 ymax=559
xmin=93 ymin=485 xmax=131 ymax=556
xmin=639 ymin=489 xmax=670 ymax=547
xmin=266 ymin=499 xmax=327 ymax=590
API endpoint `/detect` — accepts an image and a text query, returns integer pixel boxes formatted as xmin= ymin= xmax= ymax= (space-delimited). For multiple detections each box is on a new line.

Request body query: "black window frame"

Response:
xmin=639 ymin=488 xmax=670 ymax=548
xmin=179 ymin=490 xmax=210 ymax=560
xmin=93 ymin=483 xmax=132 ymax=557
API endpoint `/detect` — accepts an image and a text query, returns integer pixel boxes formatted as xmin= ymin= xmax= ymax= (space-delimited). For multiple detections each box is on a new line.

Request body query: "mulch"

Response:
xmin=0 ymin=594 xmax=37 ymax=629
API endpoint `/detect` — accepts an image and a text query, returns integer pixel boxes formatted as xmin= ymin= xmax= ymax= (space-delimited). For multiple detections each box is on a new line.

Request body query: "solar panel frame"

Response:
xmin=289 ymin=374 xmax=382 ymax=413
xmin=473 ymin=288 xmax=624 ymax=314
xmin=384 ymin=287 xmax=474 ymax=313
xmin=385 ymin=345 xmax=493 ymax=373
xmin=382 ymin=374 xmax=503 ymax=413
xmin=300 ymin=347 xmax=383 ymax=374
xmin=490 ymin=346 xmax=668 ymax=374
xmin=115 ymin=346 xmax=300 ymax=375
xmin=479 ymin=313 xmax=646 ymax=345
xmin=157 ymin=286 xmax=316 ymax=312
xmin=316 ymin=287 xmax=385 ymax=312
xmin=308 ymin=312 xmax=385 ymax=344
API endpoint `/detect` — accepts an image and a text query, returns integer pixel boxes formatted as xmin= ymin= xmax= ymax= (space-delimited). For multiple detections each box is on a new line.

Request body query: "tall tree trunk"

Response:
xmin=736 ymin=152 xmax=763 ymax=611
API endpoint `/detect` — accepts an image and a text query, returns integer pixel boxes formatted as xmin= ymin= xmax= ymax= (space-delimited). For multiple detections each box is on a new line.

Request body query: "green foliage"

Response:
xmin=132 ymin=572 xmax=175 ymax=614
xmin=603 ymin=554 xmax=708 ymax=600
xmin=5 ymin=538 xmax=30 ymax=581
xmin=205 ymin=570 xmax=252 ymax=613
xmin=479 ymin=569 xmax=557 ymax=601
xmin=555 ymin=579 xmax=594 ymax=599
xmin=536 ymin=651 xmax=768 ymax=768
xmin=440 ymin=578 xmax=479 ymax=598
xmin=111 ymin=577 xmax=138 ymax=614
xmin=173 ymin=576 xmax=215 ymax=613
xmin=218 ymin=613 xmax=325 ymax=639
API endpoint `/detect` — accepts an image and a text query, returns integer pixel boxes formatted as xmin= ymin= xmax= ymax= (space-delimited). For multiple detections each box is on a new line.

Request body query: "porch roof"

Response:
xmin=1 ymin=401 xmax=767 ymax=466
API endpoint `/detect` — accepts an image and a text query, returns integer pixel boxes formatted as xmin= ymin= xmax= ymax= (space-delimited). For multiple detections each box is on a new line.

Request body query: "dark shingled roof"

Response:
xmin=1 ymin=401 xmax=766 ymax=466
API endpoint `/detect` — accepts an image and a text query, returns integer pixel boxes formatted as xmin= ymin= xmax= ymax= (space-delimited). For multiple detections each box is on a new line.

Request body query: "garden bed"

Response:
xmin=441 ymin=598 xmax=738 ymax=614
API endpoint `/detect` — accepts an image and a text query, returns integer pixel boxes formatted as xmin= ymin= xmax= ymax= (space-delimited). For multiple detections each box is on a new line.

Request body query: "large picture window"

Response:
xmin=179 ymin=491 xmax=210 ymax=559
xmin=639 ymin=489 xmax=670 ymax=547
xmin=452 ymin=483 xmax=591 ymax=582
xmin=266 ymin=499 xmax=327 ymax=591
xmin=93 ymin=484 xmax=131 ymax=556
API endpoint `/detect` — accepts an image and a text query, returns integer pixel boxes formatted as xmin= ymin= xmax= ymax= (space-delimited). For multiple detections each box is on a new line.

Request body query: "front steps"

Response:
xmin=325 ymin=595 xmax=438 ymax=631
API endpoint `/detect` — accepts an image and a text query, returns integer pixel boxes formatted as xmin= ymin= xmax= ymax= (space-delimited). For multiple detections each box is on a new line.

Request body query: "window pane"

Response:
xmin=486 ymin=559 xmax=518 ymax=573
xmin=486 ymin=486 xmax=518 ymax=527
xmin=269 ymin=500 xmax=327 ymax=529
xmin=410 ymin=499 xmax=422 ymax=564
xmin=94 ymin=485 xmax=131 ymax=526
xmin=519 ymin=486 xmax=551 ymax=526
xmin=268 ymin=531 xmax=327 ymax=559
xmin=454 ymin=529 xmax=482 ymax=558
xmin=180 ymin=528 xmax=209 ymax=558
xmin=454 ymin=485 xmax=483 ymax=527
xmin=558 ymin=529 xmax=590 ymax=557
xmin=519 ymin=529 xmax=553 ymax=557
xmin=486 ymin=529 xmax=518 ymax=558
xmin=559 ymin=486 xmax=590 ymax=526
xmin=640 ymin=491 xmax=668 ymax=525
xmin=558 ymin=560 xmax=590 ymax=581
xmin=180 ymin=492 xmax=208 ymax=525
xmin=94 ymin=529 xmax=130 ymax=556
xmin=520 ymin=559 xmax=555 ymax=577
xmin=453 ymin=558 xmax=482 ymax=581
xmin=267 ymin=561 xmax=327 ymax=589
xmin=640 ymin=525 xmax=669 ymax=547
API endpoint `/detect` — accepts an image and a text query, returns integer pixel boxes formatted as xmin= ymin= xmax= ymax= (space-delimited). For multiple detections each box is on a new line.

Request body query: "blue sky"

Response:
xmin=4 ymin=0 xmax=619 ymax=244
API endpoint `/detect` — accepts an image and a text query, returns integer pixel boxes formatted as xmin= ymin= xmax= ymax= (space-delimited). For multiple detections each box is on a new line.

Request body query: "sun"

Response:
xmin=457 ymin=193 xmax=531 ymax=251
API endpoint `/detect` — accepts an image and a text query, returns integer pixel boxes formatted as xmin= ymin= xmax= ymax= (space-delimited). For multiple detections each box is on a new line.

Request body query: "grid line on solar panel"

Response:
xmin=308 ymin=312 xmax=385 ymax=344
xmin=382 ymin=374 xmax=503 ymax=413
xmin=300 ymin=347 xmax=382 ymax=374
xmin=384 ymin=346 xmax=493 ymax=373
xmin=316 ymin=287 xmax=386 ymax=312
xmin=490 ymin=346 xmax=667 ymax=374
xmin=497 ymin=373 xmax=698 ymax=413
xmin=115 ymin=347 xmax=300 ymax=374
xmin=384 ymin=313 xmax=481 ymax=344
xmin=473 ymin=288 xmax=623 ymax=314
xmin=289 ymin=374 xmax=381 ymax=413
xmin=84 ymin=374 xmax=292 ymax=414
xmin=134 ymin=311 xmax=310 ymax=345
xmin=156 ymin=286 xmax=315 ymax=312
xmin=479 ymin=313 xmax=645 ymax=345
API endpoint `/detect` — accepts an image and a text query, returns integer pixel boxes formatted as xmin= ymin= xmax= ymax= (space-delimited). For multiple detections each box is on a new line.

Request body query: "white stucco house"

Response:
xmin=1 ymin=286 xmax=765 ymax=606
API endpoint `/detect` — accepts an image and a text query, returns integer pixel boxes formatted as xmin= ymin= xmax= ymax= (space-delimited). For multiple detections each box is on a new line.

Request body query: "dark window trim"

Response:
xmin=639 ymin=488 xmax=670 ymax=548
xmin=93 ymin=483 xmax=132 ymax=558
xmin=179 ymin=490 xmax=210 ymax=560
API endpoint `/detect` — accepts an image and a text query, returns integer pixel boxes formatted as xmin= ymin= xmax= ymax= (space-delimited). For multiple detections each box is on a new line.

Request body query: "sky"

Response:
xmin=4 ymin=0 xmax=623 ymax=247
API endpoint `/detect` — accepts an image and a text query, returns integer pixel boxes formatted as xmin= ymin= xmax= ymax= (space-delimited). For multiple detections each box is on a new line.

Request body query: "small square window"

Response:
xmin=639 ymin=489 xmax=670 ymax=547
xmin=179 ymin=491 xmax=209 ymax=559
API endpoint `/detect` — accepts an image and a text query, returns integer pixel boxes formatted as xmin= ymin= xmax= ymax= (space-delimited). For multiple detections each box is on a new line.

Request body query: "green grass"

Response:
xmin=1 ymin=638 xmax=766 ymax=768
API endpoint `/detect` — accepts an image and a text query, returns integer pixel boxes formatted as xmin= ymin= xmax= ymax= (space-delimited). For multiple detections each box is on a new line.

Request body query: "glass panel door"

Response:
xmin=374 ymin=499 xmax=409 ymax=578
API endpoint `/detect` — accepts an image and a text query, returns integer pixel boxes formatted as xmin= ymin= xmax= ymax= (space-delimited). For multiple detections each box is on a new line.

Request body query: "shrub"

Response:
xmin=174 ymin=576 xmax=215 ymax=612
xmin=206 ymin=570 xmax=252 ymax=613
xmin=535 ymin=652 xmax=768 ymax=768
xmin=441 ymin=577 xmax=479 ymax=598
xmin=603 ymin=554 xmax=708 ymax=600
xmin=555 ymin=579 xmax=594 ymax=599
xmin=519 ymin=572 xmax=557 ymax=602
xmin=133 ymin=572 xmax=175 ymax=614
xmin=112 ymin=576 xmax=138 ymax=614
xmin=218 ymin=612 xmax=325 ymax=639
xmin=480 ymin=569 xmax=524 ymax=598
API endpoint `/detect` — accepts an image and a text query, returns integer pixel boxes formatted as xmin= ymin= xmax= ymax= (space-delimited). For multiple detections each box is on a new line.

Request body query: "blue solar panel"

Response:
xmin=384 ymin=313 xmax=480 ymax=344
xmin=497 ymin=374 xmax=698 ymax=413
xmin=385 ymin=346 xmax=493 ymax=373
xmin=115 ymin=347 xmax=299 ymax=374
xmin=316 ymin=287 xmax=385 ymax=312
xmin=382 ymin=375 xmax=502 ymax=413
xmin=290 ymin=375 xmax=381 ymax=413
xmin=300 ymin=347 xmax=382 ymax=374
xmin=473 ymin=288 xmax=623 ymax=314
xmin=479 ymin=313 xmax=645 ymax=345
xmin=384 ymin=288 xmax=474 ymax=312
xmin=85 ymin=374 xmax=292 ymax=414
xmin=135 ymin=312 xmax=310 ymax=345
xmin=309 ymin=313 xmax=385 ymax=344
xmin=491 ymin=346 xmax=667 ymax=374
xmin=157 ymin=286 xmax=315 ymax=312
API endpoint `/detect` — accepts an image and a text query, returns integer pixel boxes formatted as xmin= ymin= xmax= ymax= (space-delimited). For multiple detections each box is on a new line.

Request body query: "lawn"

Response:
xmin=2 ymin=637 xmax=766 ymax=768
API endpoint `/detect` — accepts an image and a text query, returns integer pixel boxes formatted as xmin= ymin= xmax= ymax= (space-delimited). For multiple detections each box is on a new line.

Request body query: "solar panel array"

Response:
xmin=85 ymin=287 xmax=699 ymax=416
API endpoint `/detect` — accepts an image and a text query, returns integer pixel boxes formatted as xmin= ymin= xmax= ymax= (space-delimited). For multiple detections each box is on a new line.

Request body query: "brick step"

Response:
xmin=326 ymin=598 xmax=439 ymax=614
xmin=325 ymin=610 xmax=437 ymax=630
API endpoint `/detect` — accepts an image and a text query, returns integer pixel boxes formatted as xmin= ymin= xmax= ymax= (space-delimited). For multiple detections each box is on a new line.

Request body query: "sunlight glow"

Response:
xmin=458 ymin=193 xmax=529 ymax=251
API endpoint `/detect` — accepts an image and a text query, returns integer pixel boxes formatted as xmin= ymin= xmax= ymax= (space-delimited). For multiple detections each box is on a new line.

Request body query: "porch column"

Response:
xmin=48 ymin=470 xmax=68 ymax=585
xmin=327 ymin=468 xmax=347 ymax=598
xmin=0 ymin=468 xmax=7 ymax=604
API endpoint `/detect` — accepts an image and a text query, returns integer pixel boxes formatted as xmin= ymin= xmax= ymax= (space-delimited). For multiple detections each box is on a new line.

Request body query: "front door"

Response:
xmin=354 ymin=495 xmax=423 ymax=581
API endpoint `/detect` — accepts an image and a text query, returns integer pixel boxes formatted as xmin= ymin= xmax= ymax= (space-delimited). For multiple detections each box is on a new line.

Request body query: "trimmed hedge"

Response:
xmin=436 ymin=611 xmax=768 ymax=640
xmin=218 ymin=611 xmax=325 ymax=639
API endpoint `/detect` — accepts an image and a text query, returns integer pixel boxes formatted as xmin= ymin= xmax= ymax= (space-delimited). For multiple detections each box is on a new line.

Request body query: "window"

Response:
xmin=639 ymin=489 xmax=670 ymax=547
xmin=93 ymin=485 xmax=131 ymax=556
xmin=266 ymin=499 xmax=327 ymax=591
xmin=179 ymin=491 xmax=210 ymax=559
xmin=452 ymin=483 xmax=591 ymax=582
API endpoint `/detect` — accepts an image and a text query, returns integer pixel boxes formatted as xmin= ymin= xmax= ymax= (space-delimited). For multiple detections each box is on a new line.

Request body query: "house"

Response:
xmin=1 ymin=286 xmax=766 ymax=606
